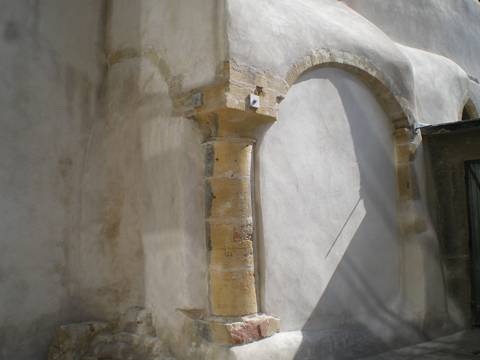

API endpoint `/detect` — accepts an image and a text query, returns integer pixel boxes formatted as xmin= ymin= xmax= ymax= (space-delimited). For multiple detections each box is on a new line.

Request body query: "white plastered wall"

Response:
xmin=0 ymin=1 xmax=105 ymax=359
xmin=81 ymin=0 xmax=222 ymax=352
xmin=256 ymin=67 xmax=450 ymax=351
xmin=2 ymin=1 xmax=480 ymax=359
xmin=259 ymin=68 xmax=401 ymax=333
xmin=342 ymin=0 xmax=480 ymax=111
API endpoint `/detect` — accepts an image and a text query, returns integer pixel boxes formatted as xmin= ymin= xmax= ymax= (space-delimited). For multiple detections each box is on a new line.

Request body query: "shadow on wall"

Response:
xmin=75 ymin=0 xmax=211 ymax=355
xmin=94 ymin=0 xmax=209 ymax=350
xmin=296 ymin=75 xmax=419 ymax=360
xmin=297 ymin=70 xmax=457 ymax=359
xmin=70 ymin=0 xmax=146 ymax=324
xmin=141 ymin=114 xmax=207 ymax=346
xmin=254 ymin=68 xmax=453 ymax=360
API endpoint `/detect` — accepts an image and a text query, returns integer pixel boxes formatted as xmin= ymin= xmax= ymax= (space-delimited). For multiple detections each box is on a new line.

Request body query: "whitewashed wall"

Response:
xmin=259 ymin=68 xmax=399 ymax=332
xmin=256 ymin=67 xmax=450 ymax=351
xmin=343 ymin=0 xmax=480 ymax=80
xmin=0 ymin=1 xmax=105 ymax=359
xmin=230 ymin=69 xmax=451 ymax=360
xmin=1 ymin=1 xmax=480 ymax=359
xmin=343 ymin=0 xmax=480 ymax=109
xmin=82 ymin=0 xmax=220 ymax=352
xmin=0 ymin=0 xmax=218 ymax=358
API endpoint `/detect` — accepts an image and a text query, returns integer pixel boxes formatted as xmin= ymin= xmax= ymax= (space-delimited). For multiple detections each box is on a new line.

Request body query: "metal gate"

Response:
xmin=466 ymin=160 xmax=480 ymax=326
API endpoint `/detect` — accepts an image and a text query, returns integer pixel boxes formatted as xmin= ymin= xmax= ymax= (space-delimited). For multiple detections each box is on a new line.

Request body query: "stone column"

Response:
xmin=199 ymin=136 xmax=280 ymax=345
xmin=178 ymin=62 xmax=285 ymax=345
xmin=204 ymin=137 xmax=258 ymax=317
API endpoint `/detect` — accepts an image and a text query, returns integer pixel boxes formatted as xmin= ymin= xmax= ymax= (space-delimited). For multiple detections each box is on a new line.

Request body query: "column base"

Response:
xmin=187 ymin=313 xmax=280 ymax=345
xmin=208 ymin=314 xmax=280 ymax=345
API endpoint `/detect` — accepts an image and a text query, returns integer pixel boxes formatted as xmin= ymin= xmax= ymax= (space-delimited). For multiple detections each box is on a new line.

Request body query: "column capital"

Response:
xmin=177 ymin=61 xmax=287 ymax=138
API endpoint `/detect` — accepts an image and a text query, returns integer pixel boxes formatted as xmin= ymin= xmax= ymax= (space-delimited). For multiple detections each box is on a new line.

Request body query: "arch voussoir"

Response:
xmin=285 ymin=49 xmax=415 ymax=128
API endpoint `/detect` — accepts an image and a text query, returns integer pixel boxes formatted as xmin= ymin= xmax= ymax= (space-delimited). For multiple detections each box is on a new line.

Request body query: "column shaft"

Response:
xmin=204 ymin=138 xmax=258 ymax=317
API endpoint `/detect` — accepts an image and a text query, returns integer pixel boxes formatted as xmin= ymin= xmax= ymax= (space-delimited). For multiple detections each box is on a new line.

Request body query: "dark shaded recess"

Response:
xmin=422 ymin=121 xmax=480 ymax=330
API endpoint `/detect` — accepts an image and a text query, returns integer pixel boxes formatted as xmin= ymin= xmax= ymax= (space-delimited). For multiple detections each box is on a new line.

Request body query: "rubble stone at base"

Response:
xmin=48 ymin=308 xmax=175 ymax=360
xmin=48 ymin=322 xmax=111 ymax=360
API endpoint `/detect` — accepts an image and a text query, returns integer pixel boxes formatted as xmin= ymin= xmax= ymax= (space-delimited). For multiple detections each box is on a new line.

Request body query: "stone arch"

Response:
xmin=282 ymin=52 xmax=423 ymax=235
xmin=284 ymin=49 xmax=414 ymax=129
xmin=182 ymin=50 xmax=424 ymax=345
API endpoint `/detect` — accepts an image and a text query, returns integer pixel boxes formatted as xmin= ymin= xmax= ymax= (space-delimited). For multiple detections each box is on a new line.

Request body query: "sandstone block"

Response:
xmin=207 ymin=178 xmax=252 ymax=219
xmin=205 ymin=141 xmax=253 ymax=179
xmin=209 ymin=223 xmax=254 ymax=249
xmin=207 ymin=314 xmax=280 ymax=345
xmin=209 ymin=270 xmax=257 ymax=316
xmin=210 ymin=246 xmax=254 ymax=271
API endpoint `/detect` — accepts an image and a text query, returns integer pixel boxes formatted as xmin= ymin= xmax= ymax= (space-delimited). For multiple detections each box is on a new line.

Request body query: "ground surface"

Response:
xmin=361 ymin=330 xmax=480 ymax=359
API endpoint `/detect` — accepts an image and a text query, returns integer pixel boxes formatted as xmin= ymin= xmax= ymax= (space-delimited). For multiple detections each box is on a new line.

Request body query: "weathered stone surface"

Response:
xmin=206 ymin=314 xmax=280 ymax=345
xmin=182 ymin=61 xmax=283 ymax=127
xmin=207 ymin=178 xmax=252 ymax=219
xmin=209 ymin=270 xmax=258 ymax=317
xmin=209 ymin=224 xmax=254 ymax=249
xmin=48 ymin=308 xmax=175 ymax=360
xmin=88 ymin=332 xmax=173 ymax=360
xmin=204 ymin=140 xmax=253 ymax=179
xmin=118 ymin=306 xmax=156 ymax=337
xmin=48 ymin=322 xmax=111 ymax=360
xmin=210 ymin=246 xmax=254 ymax=271
xmin=204 ymin=138 xmax=260 ymax=319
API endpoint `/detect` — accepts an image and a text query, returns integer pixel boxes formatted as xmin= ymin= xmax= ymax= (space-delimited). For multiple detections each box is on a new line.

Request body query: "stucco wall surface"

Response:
xmin=0 ymin=1 xmax=105 ymax=359
xmin=259 ymin=67 xmax=399 ymax=333
xmin=1 ymin=0 xmax=214 ymax=358
xmin=108 ymin=0 xmax=223 ymax=91
xmin=94 ymin=0 xmax=214 ymax=353
xmin=2 ymin=1 xmax=479 ymax=359
xmin=342 ymin=0 xmax=480 ymax=82
xmin=342 ymin=0 xmax=480 ymax=110
xmin=398 ymin=45 xmax=470 ymax=125
xmin=253 ymin=68 xmax=450 ymax=358
xmin=226 ymin=0 xmax=478 ymax=125
xmin=225 ymin=0 xmax=416 ymax=122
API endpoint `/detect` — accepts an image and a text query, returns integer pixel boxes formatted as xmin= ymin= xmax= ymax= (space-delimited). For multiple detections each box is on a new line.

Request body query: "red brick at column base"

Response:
xmin=202 ymin=314 xmax=280 ymax=345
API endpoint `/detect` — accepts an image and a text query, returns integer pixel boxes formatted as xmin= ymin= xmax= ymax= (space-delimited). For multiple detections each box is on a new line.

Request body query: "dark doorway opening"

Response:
xmin=466 ymin=160 xmax=480 ymax=327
